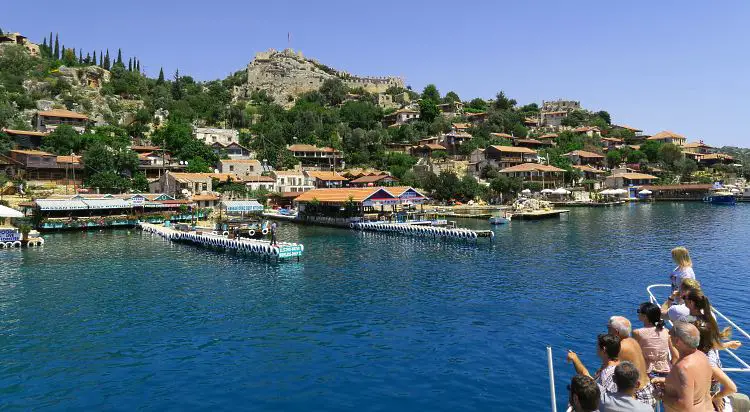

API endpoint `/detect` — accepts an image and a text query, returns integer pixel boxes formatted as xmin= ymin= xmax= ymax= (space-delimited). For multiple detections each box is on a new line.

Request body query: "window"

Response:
xmin=229 ymin=165 xmax=234 ymax=172
xmin=249 ymin=166 xmax=254 ymax=172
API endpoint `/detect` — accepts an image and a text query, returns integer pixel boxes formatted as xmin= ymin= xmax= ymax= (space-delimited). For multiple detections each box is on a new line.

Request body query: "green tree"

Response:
xmin=442 ymin=91 xmax=460 ymax=104
xmin=87 ymin=171 xmax=131 ymax=193
xmin=340 ymin=101 xmax=382 ymax=129
xmin=103 ymin=49 xmax=110 ymax=70
xmin=421 ymin=84 xmax=440 ymax=103
xmin=467 ymin=98 xmax=488 ymax=111
xmin=157 ymin=67 xmax=165 ymax=84
xmin=490 ymin=175 xmax=522 ymax=199
xmin=596 ymin=110 xmax=611 ymax=125
xmin=319 ymin=78 xmax=347 ymax=106
xmin=62 ymin=48 xmax=77 ymax=66
xmin=42 ymin=125 xmax=85 ymax=155
xmin=659 ymin=143 xmax=683 ymax=167
xmin=419 ymin=98 xmax=439 ymax=123
xmin=606 ymin=149 xmax=623 ymax=168
xmin=116 ymin=48 xmax=123 ymax=65
xmin=626 ymin=149 xmax=646 ymax=164
xmin=92 ymin=50 xmax=96 ymax=66
xmin=674 ymin=158 xmax=697 ymax=182
xmin=0 ymin=130 xmax=12 ymax=154
xmin=493 ymin=91 xmax=516 ymax=111
xmin=641 ymin=140 xmax=663 ymax=162
xmin=54 ymin=33 xmax=59 ymax=60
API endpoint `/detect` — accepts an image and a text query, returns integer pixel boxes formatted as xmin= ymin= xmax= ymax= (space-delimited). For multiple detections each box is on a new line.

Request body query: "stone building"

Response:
xmin=0 ymin=32 xmax=40 ymax=56
xmin=34 ymin=109 xmax=89 ymax=133
xmin=194 ymin=127 xmax=239 ymax=146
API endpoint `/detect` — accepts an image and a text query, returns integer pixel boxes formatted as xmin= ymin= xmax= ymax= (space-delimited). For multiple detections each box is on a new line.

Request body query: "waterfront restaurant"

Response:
xmin=349 ymin=174 xmax=399 ymax=187
xmin=605 ymin=172 xmax=658 ymax=189
xmin=639 ymin=184 xmax=713 ymax=200
xmin=293 ymin=186 xmax=427 ymax=222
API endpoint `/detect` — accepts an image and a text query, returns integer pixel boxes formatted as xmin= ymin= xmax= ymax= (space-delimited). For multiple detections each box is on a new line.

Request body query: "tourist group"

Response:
xmin=566 ymin=247 xmax=749 ymax=412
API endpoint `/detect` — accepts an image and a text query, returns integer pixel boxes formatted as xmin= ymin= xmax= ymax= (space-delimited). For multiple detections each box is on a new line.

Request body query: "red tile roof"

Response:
xmin=37 ymin=109 xmax=89 ymax=120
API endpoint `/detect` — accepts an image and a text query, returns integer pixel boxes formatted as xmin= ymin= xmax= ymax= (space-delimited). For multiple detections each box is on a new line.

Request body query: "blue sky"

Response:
xmin=5 ymin=1 xmax=750 ymax=146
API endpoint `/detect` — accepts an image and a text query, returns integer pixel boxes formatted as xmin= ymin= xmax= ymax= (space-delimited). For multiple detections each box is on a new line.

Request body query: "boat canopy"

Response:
xmin=0 ymin=204 xmax=24 ymax=218
xmin=35 ymin=199 xmax=89 ymax=210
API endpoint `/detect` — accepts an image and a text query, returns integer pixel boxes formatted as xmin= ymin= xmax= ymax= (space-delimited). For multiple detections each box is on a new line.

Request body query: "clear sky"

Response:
xmin=5 ymin=1 xmax=750 ymax=146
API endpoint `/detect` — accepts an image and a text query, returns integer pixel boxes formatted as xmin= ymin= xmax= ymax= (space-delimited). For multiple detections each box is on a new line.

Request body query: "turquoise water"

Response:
xmin=1 ymin=203 xmax=749 ymax=411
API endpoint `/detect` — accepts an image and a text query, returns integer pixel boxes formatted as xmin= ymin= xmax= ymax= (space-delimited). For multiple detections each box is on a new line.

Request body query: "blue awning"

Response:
xmin=221 ymin=200 xmax=263 ymax=213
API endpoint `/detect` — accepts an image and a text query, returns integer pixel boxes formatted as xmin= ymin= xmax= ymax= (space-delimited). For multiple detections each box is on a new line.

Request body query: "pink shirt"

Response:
xmin=634 ymin=326 xmax=671 ymax=374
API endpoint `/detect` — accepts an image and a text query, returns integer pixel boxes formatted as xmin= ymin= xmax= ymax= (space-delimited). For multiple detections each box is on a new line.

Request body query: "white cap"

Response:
xmin=667 ymin=304 xmax=695 ymax=323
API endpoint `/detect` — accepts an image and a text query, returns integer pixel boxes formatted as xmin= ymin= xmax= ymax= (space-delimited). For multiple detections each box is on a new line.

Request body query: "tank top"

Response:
xmin=635 ymin=326 xmax=671 ymax=374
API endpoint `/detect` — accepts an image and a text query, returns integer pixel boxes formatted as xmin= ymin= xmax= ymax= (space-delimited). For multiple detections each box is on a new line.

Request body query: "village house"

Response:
xmin=698 ymin=153 xmax=735 ymax=167
xmin=383 ymin=108 xmax=420 ymax=127
xmin=605 ymin=169 xmax=658 ymax=189
xmin=437 ymin=101 xmax=464 ymax=117
xmin=611 ymin=124 xmax=644 ymax=137
xmin=384 ymin=142 xmax=413 ymax=154
xmin=288 ymin=144 xmax=343 ymax=169
xmin=349 ymin=174 xmax=400 ymax=187
xmin=243 ymin=175 xmax=277 ymax=192
xmin=498 ymin=163 xmax=566 ymax=189
xmin=211 ymin=142 xmax=253 ymax=159
xmin=682 ymin=141 xmax=714 ymax=155
xmin=410 ymin=143 xmax=447 ymax=158
xmin=513 ymin=138 xmax=552 ymax=150
xmin=271 ymin=170 xmax=315 ymax=193
xmin=341 ymin=168 xmax=388 ymax=180
xmin=537 ymin=133 xmax=558 ymax=146
xmin=465 ymin=112 xmax=488 ymax=125
xmin=540 ymin=111 xmax=567 ymax=127
xmin=2 ymin=128 xmax=48 ymax=149
xmin=304 ymin=171 xmax=348 ymax=188
xmin=218 ymin=159 xmax=263 ymax=176
xmin=34 ymin=109 xmax=89 ymax=133
xmin=573 ymin=164 xmax=607 ymax=188
xmin=563 ymin=150 xmax=606 ymax=167
xmin=194 ymin=127 xmax=239 ymax=146
xmin=0 ymin=32 xmax=40 ymax=56
xmin=572 ymin=126 xmax=601 ymax=138
xmin=647 ymin=131 xmax=687 ymax=146
xmin=478 ymin=145 xmax=539 ymax=170
xmin=150 ymin=172 xmax=242 ymax=197
xmin=442 ymin=131 xmax=473 ymax=154
xmin=600 ymin=137 xmax=624 ymax=151
xmin=191 ymin=194 xmax=220 ymax=209
xmin=3 ymin=149 xmax=83 ymax=184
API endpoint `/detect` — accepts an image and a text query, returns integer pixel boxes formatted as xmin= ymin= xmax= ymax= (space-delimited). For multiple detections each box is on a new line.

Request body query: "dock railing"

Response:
xmin=647 ymin=284 xmax=750 ymax=373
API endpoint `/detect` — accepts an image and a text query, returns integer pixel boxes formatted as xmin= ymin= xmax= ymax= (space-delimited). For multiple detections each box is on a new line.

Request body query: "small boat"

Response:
xmin=703 ymin=189 xmax=736 ymax=205
xmin=489 ymin=213 xmax=511 ymax=225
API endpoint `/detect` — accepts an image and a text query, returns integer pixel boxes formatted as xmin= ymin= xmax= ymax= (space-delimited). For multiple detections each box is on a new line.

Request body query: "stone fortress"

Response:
xmin=238 ymin=48 xmax=404 ymax=107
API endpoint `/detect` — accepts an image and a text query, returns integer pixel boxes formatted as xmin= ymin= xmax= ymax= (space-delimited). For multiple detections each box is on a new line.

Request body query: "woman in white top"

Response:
xmin=670 ymin=246 xmax=696 ymax=293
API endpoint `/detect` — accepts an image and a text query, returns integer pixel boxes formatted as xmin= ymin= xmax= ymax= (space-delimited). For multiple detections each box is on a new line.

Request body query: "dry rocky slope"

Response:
xmin=234 ymin=48 xmax=404 ymax=107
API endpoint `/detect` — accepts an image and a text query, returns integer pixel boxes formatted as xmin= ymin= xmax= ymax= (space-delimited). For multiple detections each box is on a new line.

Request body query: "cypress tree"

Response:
xmin=128 ymin=58 xmax=132 ymax=71
xmin=157 ymin=67 xmax=165 ymax=84
xmin=54 ymin=33 xmax=60 ymax=60
xmin=116 ymin=48 xmax=122 ymax=65
xmin=136 ymin=59 xmax=140 ymax=73
xmin=0 ymin=27 xmax=3 ymax=35
xmin=42 ymin=36 xmax=47 ymax=48
xmin=99 ymin=50 xmax=103 ymax=66
xmin=61 ymin=45 xmax=65 ymax=59
xmin=79 ymin=49 xmax=83 ymax=64
xmin=93 ymin=50 xmax=97 ymax=66
xmin=85 ymin=52 xmax=91 ymax=65
xmin=103 ymin=49 xmax=110 ymax=70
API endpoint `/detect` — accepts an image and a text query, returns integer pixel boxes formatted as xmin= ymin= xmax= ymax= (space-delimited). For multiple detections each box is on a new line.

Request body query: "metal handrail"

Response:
xmin=647 ymin=284 xmax=750 ymax=373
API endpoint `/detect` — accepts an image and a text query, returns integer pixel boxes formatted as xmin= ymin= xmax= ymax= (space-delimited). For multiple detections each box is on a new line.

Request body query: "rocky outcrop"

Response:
xmin=237 ymin=48 xmax=404 ymax=107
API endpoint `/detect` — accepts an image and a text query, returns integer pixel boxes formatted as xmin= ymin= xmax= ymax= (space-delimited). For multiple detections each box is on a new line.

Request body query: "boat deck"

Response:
xmin=511 ymin=209 xmax=570 ymax=220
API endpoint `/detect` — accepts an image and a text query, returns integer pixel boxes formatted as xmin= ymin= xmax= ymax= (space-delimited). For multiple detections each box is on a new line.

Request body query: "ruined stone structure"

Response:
xmin=541 ymin=99 xmax=581 ymax=113
xmin=239 ymin=48 xmax=404 ymax=107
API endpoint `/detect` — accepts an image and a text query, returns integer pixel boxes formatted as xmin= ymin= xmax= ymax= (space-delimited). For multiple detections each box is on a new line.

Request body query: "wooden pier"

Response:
xmin=140 ymin=223 xmax=303 ymax=261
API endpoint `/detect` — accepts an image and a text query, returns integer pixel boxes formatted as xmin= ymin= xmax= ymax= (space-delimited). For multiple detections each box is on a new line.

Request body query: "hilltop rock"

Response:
xmin=237 ymin=48 xmax=404 ymax=107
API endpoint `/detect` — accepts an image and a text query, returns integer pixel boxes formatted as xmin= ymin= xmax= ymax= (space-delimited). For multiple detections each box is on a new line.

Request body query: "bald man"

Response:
xmin=608 ymin=316 xmax=655 ymax=408
xmin=657 ymin=322 xmax=713 ymax=411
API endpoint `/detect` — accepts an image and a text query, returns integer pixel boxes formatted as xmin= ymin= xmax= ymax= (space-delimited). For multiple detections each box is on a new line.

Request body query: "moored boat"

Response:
xmin=703 ymin=189 xmax=737 ymax=205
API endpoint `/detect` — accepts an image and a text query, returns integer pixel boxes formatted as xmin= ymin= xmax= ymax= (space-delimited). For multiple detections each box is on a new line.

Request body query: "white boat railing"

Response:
xmin=647 ymin=284 xmax=750 ymax=373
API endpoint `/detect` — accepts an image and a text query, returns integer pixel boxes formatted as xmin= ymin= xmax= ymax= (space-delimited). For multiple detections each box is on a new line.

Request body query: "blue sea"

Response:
xmin=1 ymin=202 xmax=748 ymax=411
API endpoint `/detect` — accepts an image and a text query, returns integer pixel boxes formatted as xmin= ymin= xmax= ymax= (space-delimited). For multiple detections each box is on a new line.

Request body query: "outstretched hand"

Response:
xmin=566 ymin=350 xmax=578 ymax=363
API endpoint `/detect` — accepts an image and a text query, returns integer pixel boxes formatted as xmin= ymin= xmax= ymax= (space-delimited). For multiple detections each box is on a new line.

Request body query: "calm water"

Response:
xmin=1 ymin=203 xmax=749 ymax=411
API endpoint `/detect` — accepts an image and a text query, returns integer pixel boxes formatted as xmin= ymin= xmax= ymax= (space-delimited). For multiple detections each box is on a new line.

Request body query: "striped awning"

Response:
xmin=221 ymin=200 xmax=263 ymax=213
xmin=36 ymin=199 xmax=89 ymax=210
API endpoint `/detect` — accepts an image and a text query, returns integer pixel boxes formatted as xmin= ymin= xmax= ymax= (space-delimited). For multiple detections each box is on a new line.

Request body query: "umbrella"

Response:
xmin=731 ymin=188 xmax=740 ymax=193
xmin=638 ymin=189 xmax=653 ymax=195
xmin=599 ymin=189 xmax=613 ymax=195
xmin=540 ymin=188 xmax=554 ymax=194
xmin=0 ymin=205 xmax=24 ymax=218
xmin=521 ymin=189 xmax=532 ymax=194
xmin=612 ymin=188 xmax=628 ymax=195
xmin=553 ymin=188 xmax=569 ymax=195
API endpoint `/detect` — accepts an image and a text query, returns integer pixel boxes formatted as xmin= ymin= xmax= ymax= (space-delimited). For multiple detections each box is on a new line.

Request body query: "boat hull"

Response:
xmin=704 ymin=195 xmax=736 ymax=205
